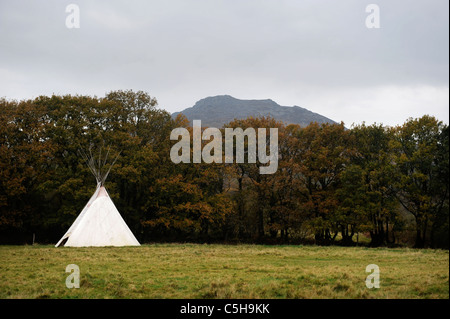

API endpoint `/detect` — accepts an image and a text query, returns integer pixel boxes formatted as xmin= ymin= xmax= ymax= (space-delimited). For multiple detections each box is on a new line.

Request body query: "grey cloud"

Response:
xmin=0 ymin=0 xmax=448 ymax=125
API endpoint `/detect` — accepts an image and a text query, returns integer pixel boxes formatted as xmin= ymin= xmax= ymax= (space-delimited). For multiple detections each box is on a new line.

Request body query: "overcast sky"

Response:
xmin=0 ymin=0 xmax=448 ymax=127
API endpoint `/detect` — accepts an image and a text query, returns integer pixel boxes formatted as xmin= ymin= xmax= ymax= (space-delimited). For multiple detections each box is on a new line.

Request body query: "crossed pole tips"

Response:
xmin=78 ymin=144 xmax=122 ymax=186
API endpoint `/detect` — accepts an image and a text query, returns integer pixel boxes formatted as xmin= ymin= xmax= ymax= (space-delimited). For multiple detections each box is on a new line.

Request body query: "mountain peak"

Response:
xmin=193 ymin=95 xmax=236 ymax=107
xmin=172 ymin=95 xmax=337 ymax=128
xmin=193 ymin=95 xmax=278 ymax=108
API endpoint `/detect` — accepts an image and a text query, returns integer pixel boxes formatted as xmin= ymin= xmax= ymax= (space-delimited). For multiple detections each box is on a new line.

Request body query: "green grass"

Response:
xmin=0 ymin=244 xmax=448 ymax=299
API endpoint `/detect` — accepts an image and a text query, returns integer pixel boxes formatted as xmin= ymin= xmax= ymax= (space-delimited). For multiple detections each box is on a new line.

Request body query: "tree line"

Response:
xmin=0 ymin=90 xmax=448 ymax=248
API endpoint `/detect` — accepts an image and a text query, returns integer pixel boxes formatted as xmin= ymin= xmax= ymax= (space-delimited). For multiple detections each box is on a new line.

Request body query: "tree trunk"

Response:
xmin=414 ymin=216 xmax=428 ymax=248
xmin=257 ymin=202 xmax=265 ymax=241
xmin=414 ymin=229 xmax=425 ymax=248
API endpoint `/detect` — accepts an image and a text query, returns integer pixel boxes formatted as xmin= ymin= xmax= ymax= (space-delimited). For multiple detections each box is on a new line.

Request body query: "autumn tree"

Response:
xmin=391 ymin=116 xmax=449 ymax=248
xmin=141 ymin=117 xmax=233 ymax=242
xmin=348 ymin=123 xmax=399 ymax=246
xmin=1 ymin=90 xmax=448 ymax=247
xmin=224 ymin=117 xmax=288 ymax=242
xmin=292 ymin=122 xmax=352 ymax=245
xmin=0 ymin=98 xmax=56 ymax=242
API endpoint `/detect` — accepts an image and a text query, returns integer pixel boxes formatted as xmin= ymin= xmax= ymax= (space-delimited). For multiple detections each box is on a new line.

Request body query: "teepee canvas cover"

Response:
xmin=55 ymin=147 xmax=140 ymax=247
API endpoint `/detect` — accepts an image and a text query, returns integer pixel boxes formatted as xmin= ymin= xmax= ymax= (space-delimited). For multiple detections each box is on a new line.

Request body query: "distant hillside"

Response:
xmin=172 ymin=95 xmax=337 ymax=128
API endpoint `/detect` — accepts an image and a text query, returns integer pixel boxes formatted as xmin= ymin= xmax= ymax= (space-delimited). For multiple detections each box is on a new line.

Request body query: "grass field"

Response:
xmin=0 ymin=244 xmax=448 ymax=299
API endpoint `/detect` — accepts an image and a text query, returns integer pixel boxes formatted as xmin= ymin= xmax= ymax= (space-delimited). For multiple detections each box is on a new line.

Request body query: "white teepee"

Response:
xmin=55 ymin=147 xmax=140 ymax=247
